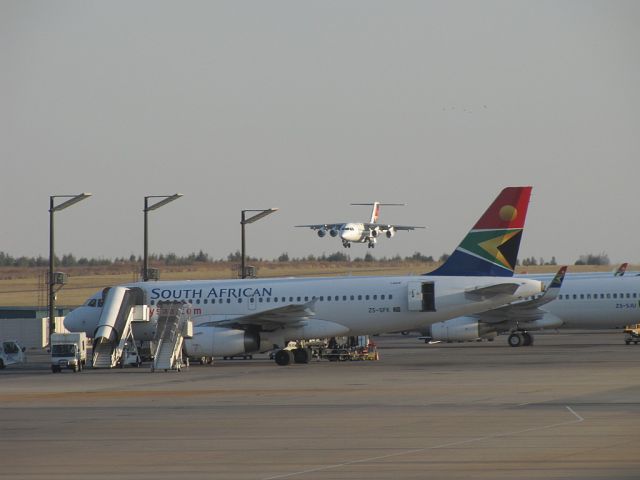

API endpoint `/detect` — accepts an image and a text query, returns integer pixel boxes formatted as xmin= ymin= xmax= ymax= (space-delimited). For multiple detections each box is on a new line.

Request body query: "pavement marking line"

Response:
xmin=261 ymin=406 xmax=584 ymax=480
xmin=565 ymin=405 xmax=584 ymax=422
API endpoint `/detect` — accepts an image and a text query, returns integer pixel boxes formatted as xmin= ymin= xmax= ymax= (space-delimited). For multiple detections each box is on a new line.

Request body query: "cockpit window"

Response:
xmin=88 ymin=299 xmax=97 ymax=307
xmin=97 ymin=299 xmax=104 ymax=307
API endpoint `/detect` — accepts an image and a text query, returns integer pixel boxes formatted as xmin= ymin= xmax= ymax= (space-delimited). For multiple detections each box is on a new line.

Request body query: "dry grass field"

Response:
xmin=0 ymin=261 xmax=624 ymax=308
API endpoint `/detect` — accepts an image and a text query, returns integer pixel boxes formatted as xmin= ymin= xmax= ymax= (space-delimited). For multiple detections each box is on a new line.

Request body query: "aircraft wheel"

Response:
xmin=293 ymin=348 xmax=311 ymax=364
xmin=522 ymin=333 xmax=533 ymax=346
xmin=274 ymin=349 xmax=294 ymax=366
xmin=508 ymin=333 xmax=523 ymax=347
xmin=625 ymin=340 xmax=631 ymax=345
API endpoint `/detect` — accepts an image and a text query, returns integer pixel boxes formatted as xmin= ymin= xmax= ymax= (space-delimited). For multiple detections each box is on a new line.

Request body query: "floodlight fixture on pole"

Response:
xmin=49 ymin=193 xmax=92 ymax=343
xmin=241 ymin=208 xmax=278 ymax=279
xmin=143 ymin=194 xmax=183 ymax=281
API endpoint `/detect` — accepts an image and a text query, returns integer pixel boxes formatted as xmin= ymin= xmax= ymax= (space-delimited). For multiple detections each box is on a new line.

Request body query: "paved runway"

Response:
xmin=1 ymin=331 xmax=639 ymax=479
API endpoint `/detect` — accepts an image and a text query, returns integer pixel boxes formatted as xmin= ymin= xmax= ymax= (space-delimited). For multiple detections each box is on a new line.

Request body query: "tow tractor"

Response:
xmin=624 ymin=324 xmax=640 ymax=345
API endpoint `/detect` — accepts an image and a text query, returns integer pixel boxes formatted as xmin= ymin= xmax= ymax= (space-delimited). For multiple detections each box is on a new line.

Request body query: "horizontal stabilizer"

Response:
xmin=365 ymin=223 xmax=425 ymax=231
xmin=465 ymin=283 xmax=521 ymax=300
xmin=467 ymin=267 xmax=568 ymax=325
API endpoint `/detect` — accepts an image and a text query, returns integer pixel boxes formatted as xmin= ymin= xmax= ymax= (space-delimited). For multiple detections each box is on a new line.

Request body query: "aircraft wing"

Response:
xmin=467 ymin=266 xmax=567 ymax=324
xmin=295 ymin=223 xmax=344 ymax=230
xmin=365 ymin=223 xmax=425 ymax=231
xmin=197 ymin=301 xmax=317 ymax=331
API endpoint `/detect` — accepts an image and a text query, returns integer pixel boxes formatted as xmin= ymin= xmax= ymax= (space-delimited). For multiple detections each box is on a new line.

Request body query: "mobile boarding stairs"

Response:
xmin=91 ymin=287 xmax=192 ymax=371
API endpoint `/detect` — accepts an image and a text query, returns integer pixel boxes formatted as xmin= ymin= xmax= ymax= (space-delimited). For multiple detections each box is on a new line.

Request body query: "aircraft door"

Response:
xmin=248 ymin=291 xmax=257 ymax=311
xmin=407 ymin=282 xmax=436 ymax=312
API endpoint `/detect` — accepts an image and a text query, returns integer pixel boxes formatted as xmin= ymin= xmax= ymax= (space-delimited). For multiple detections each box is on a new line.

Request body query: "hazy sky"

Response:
xmin=2 ymin=1 xmax=639 ymax=265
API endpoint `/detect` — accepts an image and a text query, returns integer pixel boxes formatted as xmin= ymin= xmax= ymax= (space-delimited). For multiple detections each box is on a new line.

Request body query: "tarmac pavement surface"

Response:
xmin=1 ymin=331 xmax=639 ymax=479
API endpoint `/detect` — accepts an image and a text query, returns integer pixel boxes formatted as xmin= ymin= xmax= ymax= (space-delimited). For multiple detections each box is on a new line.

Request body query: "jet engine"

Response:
xmin=386 ymin=227 xmax=396 ymax=239
xmin=317 ymin=229 xmax=326 ymax=238
xmin=329 ymin=229 xmax=338 ymax=237
xmin=426 ymin=317 xmax=496 ymax=342
xmin=370 ymin=228 xmax=379 ymax=237
xmin=184 ymin=327 xmax=263 ymax=357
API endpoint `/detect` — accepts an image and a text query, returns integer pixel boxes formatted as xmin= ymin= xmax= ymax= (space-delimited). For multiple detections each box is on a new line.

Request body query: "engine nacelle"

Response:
xmin=386 ymin=227 xmax=396 ymax=239
xmin=329 ymin=229 xmax=338 ymax=237
xmin=370 ymin=228 xmax=379 ymax=238
xmin=184 ymin=327 xmax=263 ymax=357
xmin=317 ymin=229 xmax=326 ymax=238
xmin=427 ymin=317 xmax=496 ymax=342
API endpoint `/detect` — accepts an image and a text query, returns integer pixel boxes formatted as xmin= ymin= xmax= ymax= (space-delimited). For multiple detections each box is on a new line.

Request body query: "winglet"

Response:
xmin=614 ymin=263 xmax=628 ymax=277
xmin=548 ymin=265 xmax=568 ymax=290
xmin=529 ymin=265 xmax=567 ymax=305
xmin=428 ymin=186 xmax=533 ymax=277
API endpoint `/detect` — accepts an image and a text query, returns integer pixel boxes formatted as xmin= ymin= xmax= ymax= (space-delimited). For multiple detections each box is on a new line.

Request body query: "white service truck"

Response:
xmin=0 ymin=340 xmax=26 ymax=369
xmin=50 ymin=332 xmax=87 ymax=373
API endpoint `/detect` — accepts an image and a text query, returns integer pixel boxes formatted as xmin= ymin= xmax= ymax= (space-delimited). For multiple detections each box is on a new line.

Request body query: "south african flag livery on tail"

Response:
xmin=429 ymin=186 xmax=532 ymax=277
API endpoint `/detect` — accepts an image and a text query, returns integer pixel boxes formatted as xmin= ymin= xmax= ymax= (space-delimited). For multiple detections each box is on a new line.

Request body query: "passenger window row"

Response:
xmin=558 ymin=292 xmax=639 ymax=300
xmin=148 ymin=293 xmax=394 ymax=306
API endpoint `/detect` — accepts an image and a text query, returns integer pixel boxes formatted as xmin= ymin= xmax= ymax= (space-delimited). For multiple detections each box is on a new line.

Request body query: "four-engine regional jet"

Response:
xmin=64 ymin=187 xmax=542 ymax=365
xmin=296 ymin=202 xmax=424 ymax=248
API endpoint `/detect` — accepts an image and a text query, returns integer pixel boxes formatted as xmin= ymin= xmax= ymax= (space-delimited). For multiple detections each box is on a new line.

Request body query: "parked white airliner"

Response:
xmin=423 ymin=266 xmax=640 ymax=347
xmin=64 ymin=187 xmax=542 ymax=365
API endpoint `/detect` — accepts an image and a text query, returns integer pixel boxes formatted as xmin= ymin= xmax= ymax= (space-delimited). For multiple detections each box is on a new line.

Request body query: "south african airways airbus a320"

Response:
xmin=64 ymin=187 xmax=542 ymax=365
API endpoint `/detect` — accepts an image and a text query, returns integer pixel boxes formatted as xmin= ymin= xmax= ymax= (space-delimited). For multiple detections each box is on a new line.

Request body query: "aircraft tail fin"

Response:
xmin=350 ymin=202 xmax=406 ymax=224
xmin=370 ymin=202 xmax=381 ymax=223
xmin=428 ymin=186 xmax=533 ymax=277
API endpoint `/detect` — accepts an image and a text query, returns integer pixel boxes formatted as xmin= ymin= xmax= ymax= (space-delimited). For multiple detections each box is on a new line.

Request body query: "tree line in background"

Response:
xmin=0 ymin=250 xmax=613 ymax=267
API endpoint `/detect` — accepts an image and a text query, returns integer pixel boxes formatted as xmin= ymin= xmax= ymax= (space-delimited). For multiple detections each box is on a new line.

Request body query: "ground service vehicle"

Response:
xmin=0 ymin=340 xmax=26 ymax=369
xmin=624 ymin=325 xmax=640 ymax=345
xmin=50 ymin=333 xmax=87 ymax=373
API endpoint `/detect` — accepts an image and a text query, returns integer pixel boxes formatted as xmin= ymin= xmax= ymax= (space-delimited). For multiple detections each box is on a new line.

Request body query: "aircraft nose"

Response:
xmin=64 ymin=308 xmax=82 ymax=331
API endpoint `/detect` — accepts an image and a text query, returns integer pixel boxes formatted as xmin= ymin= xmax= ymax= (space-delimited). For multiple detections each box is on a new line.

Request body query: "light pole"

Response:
xmin=49 ymin=193 xmax=92 ymax=341
xmin=240 ymin=208 xmax=278 ymax=279
xmin=143 ymin=194 xmax=183 ymax=281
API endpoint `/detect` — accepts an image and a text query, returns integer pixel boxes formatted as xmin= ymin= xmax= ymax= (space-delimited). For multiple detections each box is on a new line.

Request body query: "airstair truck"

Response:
xmin=51 ymin=332 xmax=87 ymax=373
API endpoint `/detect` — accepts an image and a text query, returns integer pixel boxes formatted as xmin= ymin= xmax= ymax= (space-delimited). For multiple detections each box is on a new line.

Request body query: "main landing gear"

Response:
xmin=342 ymin=240 xmax=351 ymax=248
xmin=274 ymin=348 xmax=312 ymax=366
xmin=508 ymin=331 xmax=534 ymax=347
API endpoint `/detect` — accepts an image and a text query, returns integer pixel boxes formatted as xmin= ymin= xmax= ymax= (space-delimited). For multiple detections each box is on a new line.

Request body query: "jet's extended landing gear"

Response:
xmin=367 ymin=241 xmax=376 ymax=248
xmin=508 ymin=332 xmax=534 ymax=347
xmin=342 ymin=240 xmax=351 ymax=248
